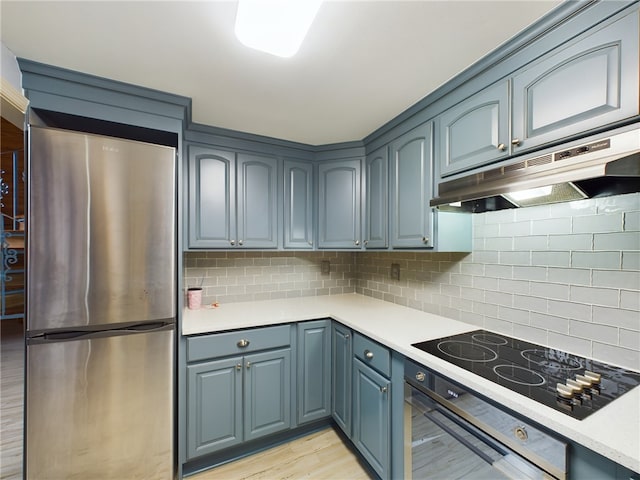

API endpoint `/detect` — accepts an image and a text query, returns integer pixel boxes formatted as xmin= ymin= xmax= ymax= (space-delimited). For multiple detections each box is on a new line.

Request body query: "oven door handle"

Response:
xmin=424 ymin=404 xmax=506 ymax=465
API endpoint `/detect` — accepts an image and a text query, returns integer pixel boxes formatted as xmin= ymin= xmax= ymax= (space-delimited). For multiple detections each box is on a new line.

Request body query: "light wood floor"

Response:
xmin=1 ymin=318 xmax=23 ymax=480
xmin=0 ymin=318 xmax=371 ymax=480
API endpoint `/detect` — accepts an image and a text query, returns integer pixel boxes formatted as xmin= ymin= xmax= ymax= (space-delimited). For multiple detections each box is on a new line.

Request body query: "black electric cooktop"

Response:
xmin=412 ymin=330 xmax=640 ymax=420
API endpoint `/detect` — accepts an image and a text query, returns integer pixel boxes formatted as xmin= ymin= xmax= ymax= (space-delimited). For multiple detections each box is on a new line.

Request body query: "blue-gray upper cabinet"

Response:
xmin=296 ymin=320 xmax=331 ymax=425
xmin=438 ymin=80 xmax=510 ymax=177
xmin=317 ymin=158 xmax=362 ymax=249
xmin=283 ymin=160 xmax=314 ymax=249
xmin=364 ymin=147 xmax=388 ymax=249
xmin=188 ymin=146 xmax=279 ymax=249
xmin=511 ymin=8 xmax=639 ymax=153
xmin=389 ymin=122 xmax=433 ymax=248
xmin=331 ymin=322 xmax=352 ymax=437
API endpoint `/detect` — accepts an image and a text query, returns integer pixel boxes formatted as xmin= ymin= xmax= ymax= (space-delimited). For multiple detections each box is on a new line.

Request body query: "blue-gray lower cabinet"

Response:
xmin=331 ymin=322 xmax=352 ymax=436
xmin=296 ymin=320 xmax=331 ymax=424
xmin=352 ymin=358 xmax=391 ymax=480
xmin=186 ymin=348 xmax=291 ymax=459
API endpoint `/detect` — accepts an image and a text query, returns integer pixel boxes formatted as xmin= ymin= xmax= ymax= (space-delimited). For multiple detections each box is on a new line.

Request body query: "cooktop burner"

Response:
xmin=412 ymin=330 xmax=640 ymax=420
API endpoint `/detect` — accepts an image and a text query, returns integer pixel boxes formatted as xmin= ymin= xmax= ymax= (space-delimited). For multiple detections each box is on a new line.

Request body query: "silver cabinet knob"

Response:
xmin=380 ymin=386 xmax=388 ymax=393
xmin=364 ymin=349 xmax=374 ymax=360
xmin=237 ymin=339 xmax=250 ymax=348
xmin=238 ymin=240 xmax=244 ymax=246
xmin=497 ymin=143 xmax=506 ymax=151
xmin=230 ymin=239 xmax=236 ymax=246
xmin=308 ymin=241 xmax=313 ymax=246
xmin=511 ymin=138 xmax=521 ymax=146
xmin=422 ymin=236 xmax=429 ymax=243
xmin=514 ymin=426 xmax=528 ymax=442
xmin=355 ymin=240 xmax=360 ymax=246
xmin=246 ymin=361 xmax=251 ymax=369
xmin=236 ymin=363 xmax=242 ymax=370
xmin=415 ymin=371 xmax=426 ymax=382
xmin=363 ymin=240 xmax=369 ymax=246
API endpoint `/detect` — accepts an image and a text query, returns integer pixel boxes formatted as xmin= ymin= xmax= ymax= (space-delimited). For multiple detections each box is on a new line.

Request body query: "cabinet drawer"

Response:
xmin=187 ymin=325 xmax=291 ymax=362
xmin=353 ymin=332 xmax=390 ymax=377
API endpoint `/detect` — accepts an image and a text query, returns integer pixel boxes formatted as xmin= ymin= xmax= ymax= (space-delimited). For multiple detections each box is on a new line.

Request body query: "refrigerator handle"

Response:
xmin=31 ymin=321 xmax=174 ymax=343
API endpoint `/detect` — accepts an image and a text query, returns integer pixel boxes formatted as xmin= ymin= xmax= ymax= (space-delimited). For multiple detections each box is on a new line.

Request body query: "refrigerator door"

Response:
xmin=27 ymin=126 xmax=176 ymax=331
xmin=25 ymin=327 xmax=175 ymax=479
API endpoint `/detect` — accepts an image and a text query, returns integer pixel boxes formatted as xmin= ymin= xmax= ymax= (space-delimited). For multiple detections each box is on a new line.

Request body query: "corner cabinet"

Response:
xmin=317 ymin=158 xmax=362 ymax=249
xmin=188 ymin=145 xmax=279 ymax=249
xmin=389 ymin=122 xmax=434 ymax=248
xmin=296 ymin=320 xmax=331 ymax=424
xmin=363 ymin=147 xmax=388 ymax=249
xmin=283 ymin=159 xmax=314 ymax=249
xmin=331 ymin=322 xmax=353 ymax=436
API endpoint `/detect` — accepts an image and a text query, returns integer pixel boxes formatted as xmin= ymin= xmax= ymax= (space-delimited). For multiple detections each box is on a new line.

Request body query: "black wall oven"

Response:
xmin=405 ymin=358 xmax=568 ymax=480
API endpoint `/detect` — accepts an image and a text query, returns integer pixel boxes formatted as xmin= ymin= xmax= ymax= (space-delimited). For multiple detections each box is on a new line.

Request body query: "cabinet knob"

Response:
xmin=237 ymin=339 xmax=250 ymax=348
xmin=345 ymin=334 xmax=350 ymax=339
xmin=238 ymin=240 xmax=244 ymax=246
xmin=422 ymin=236 xmax=429 ymax=243
xmin=236 ymin=363 xmax=242 ymax=370
xmin=380 ymin=386 xmax=388 ymax=393
xmin=308 ymin=241 xmax=313 ymax=246
xmin=355 ymin=240 xmax=360 ymax=246
xmin=511 ymin=138 xmax=521 ymax=146
xmin=230 ymin=239 xmax=236 ymax=246
xmin=364 ymin=349 xmax=374 ymax=360
xmin=497 ymin=143 xmax=506 ymax=151
xmin=363 ymin=240 xmax=369 ymax=246
xmin=246 ymin=361 xmax=251 ymax=369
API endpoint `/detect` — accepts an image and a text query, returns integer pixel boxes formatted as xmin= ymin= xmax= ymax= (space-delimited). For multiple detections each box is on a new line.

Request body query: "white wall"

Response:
xmin=1 ymin=42 xmax=22 ymax=90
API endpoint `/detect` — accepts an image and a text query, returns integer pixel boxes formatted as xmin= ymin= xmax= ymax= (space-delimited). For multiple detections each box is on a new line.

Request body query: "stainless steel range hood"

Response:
xmin=431 ymin=126 xmax=640 ymax=211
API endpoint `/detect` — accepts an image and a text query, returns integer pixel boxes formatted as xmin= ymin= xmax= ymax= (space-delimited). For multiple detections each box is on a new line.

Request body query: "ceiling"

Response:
xmin=1 ymin=1 xmax=562 ymax=145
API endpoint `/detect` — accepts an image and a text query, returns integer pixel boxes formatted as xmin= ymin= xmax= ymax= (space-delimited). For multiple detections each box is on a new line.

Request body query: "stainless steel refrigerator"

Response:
xmin=25 ymin=126 xmax=176 ymax=479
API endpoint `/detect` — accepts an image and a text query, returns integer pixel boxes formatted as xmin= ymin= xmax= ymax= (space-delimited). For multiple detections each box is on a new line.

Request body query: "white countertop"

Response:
xmin=182 ymin=293 xmax=640 ymax=474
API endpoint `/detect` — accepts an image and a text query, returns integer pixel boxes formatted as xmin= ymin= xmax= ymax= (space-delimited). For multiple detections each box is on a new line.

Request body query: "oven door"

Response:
xmin=405 ymin=384 xmax=555 ymax=480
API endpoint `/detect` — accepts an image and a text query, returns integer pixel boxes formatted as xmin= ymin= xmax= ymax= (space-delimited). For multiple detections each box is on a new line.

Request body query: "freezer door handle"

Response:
xmin=30 ymin=321 xmax=174 ymax=343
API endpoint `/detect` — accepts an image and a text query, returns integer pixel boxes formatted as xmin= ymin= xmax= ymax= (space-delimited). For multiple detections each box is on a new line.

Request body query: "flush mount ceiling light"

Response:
xmin=234 ymin=0 xmax=323 ymax=58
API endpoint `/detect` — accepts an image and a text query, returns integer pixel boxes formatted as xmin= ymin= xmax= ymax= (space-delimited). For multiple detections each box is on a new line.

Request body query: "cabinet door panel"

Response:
xmin=244 ymin=349 xmax=291 ymax=441
xmin=297 ymin=320 xmax=331 ymax=424
xmin=284 ymin=160 xmax=313 ymax=249
xmin=188 ymin=147 xmax=235 ymax=248
xmin=237 ymin=153 xmax=278 ymax=248
xmin=187 ymin=357 xmax=242 ymax=458
xmin=318 ymin=159 xmax=361 ymax=249
xmin=353 ymin=359 xmax=390 ymax=479
xmin=438 ymin=81 xmax=509 ymax=177
xmin=512 ymin=10 xmax=639 ymax=151
xmin=390 ymin=123 xmax=433 ymax=248
xmin=364 ymin=148 xmax=388 ymax=249
xmin=332 ymin=323 xmax=352 ymax=436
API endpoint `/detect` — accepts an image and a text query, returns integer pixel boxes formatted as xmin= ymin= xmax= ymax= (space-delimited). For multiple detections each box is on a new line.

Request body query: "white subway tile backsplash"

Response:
xmin=572 ymin=213 xmax=624 ymax=234
xmin=548 ymin=234 xmax=592 ymax=251
xmin=593 ymin=232 xmax=640 ymax=251
xmin=531 ymin=217 xmax=572 ymax=235
xmin=571 ymin=251 xmax=621 ymax=269
xmin=592 ymin=342 xmax=639 ymax=370
xmin=570 ymin=285 xmax=619 ymax=307
xmin=592 ymin=306 xmax=640 ymax=331
xmin=592 ymin=270 xmax=640 ymax=290
xmin=531 ymin=251 xmax=570 ymax=267
xmin=184 ymin=193 xmax=639 ymax=368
